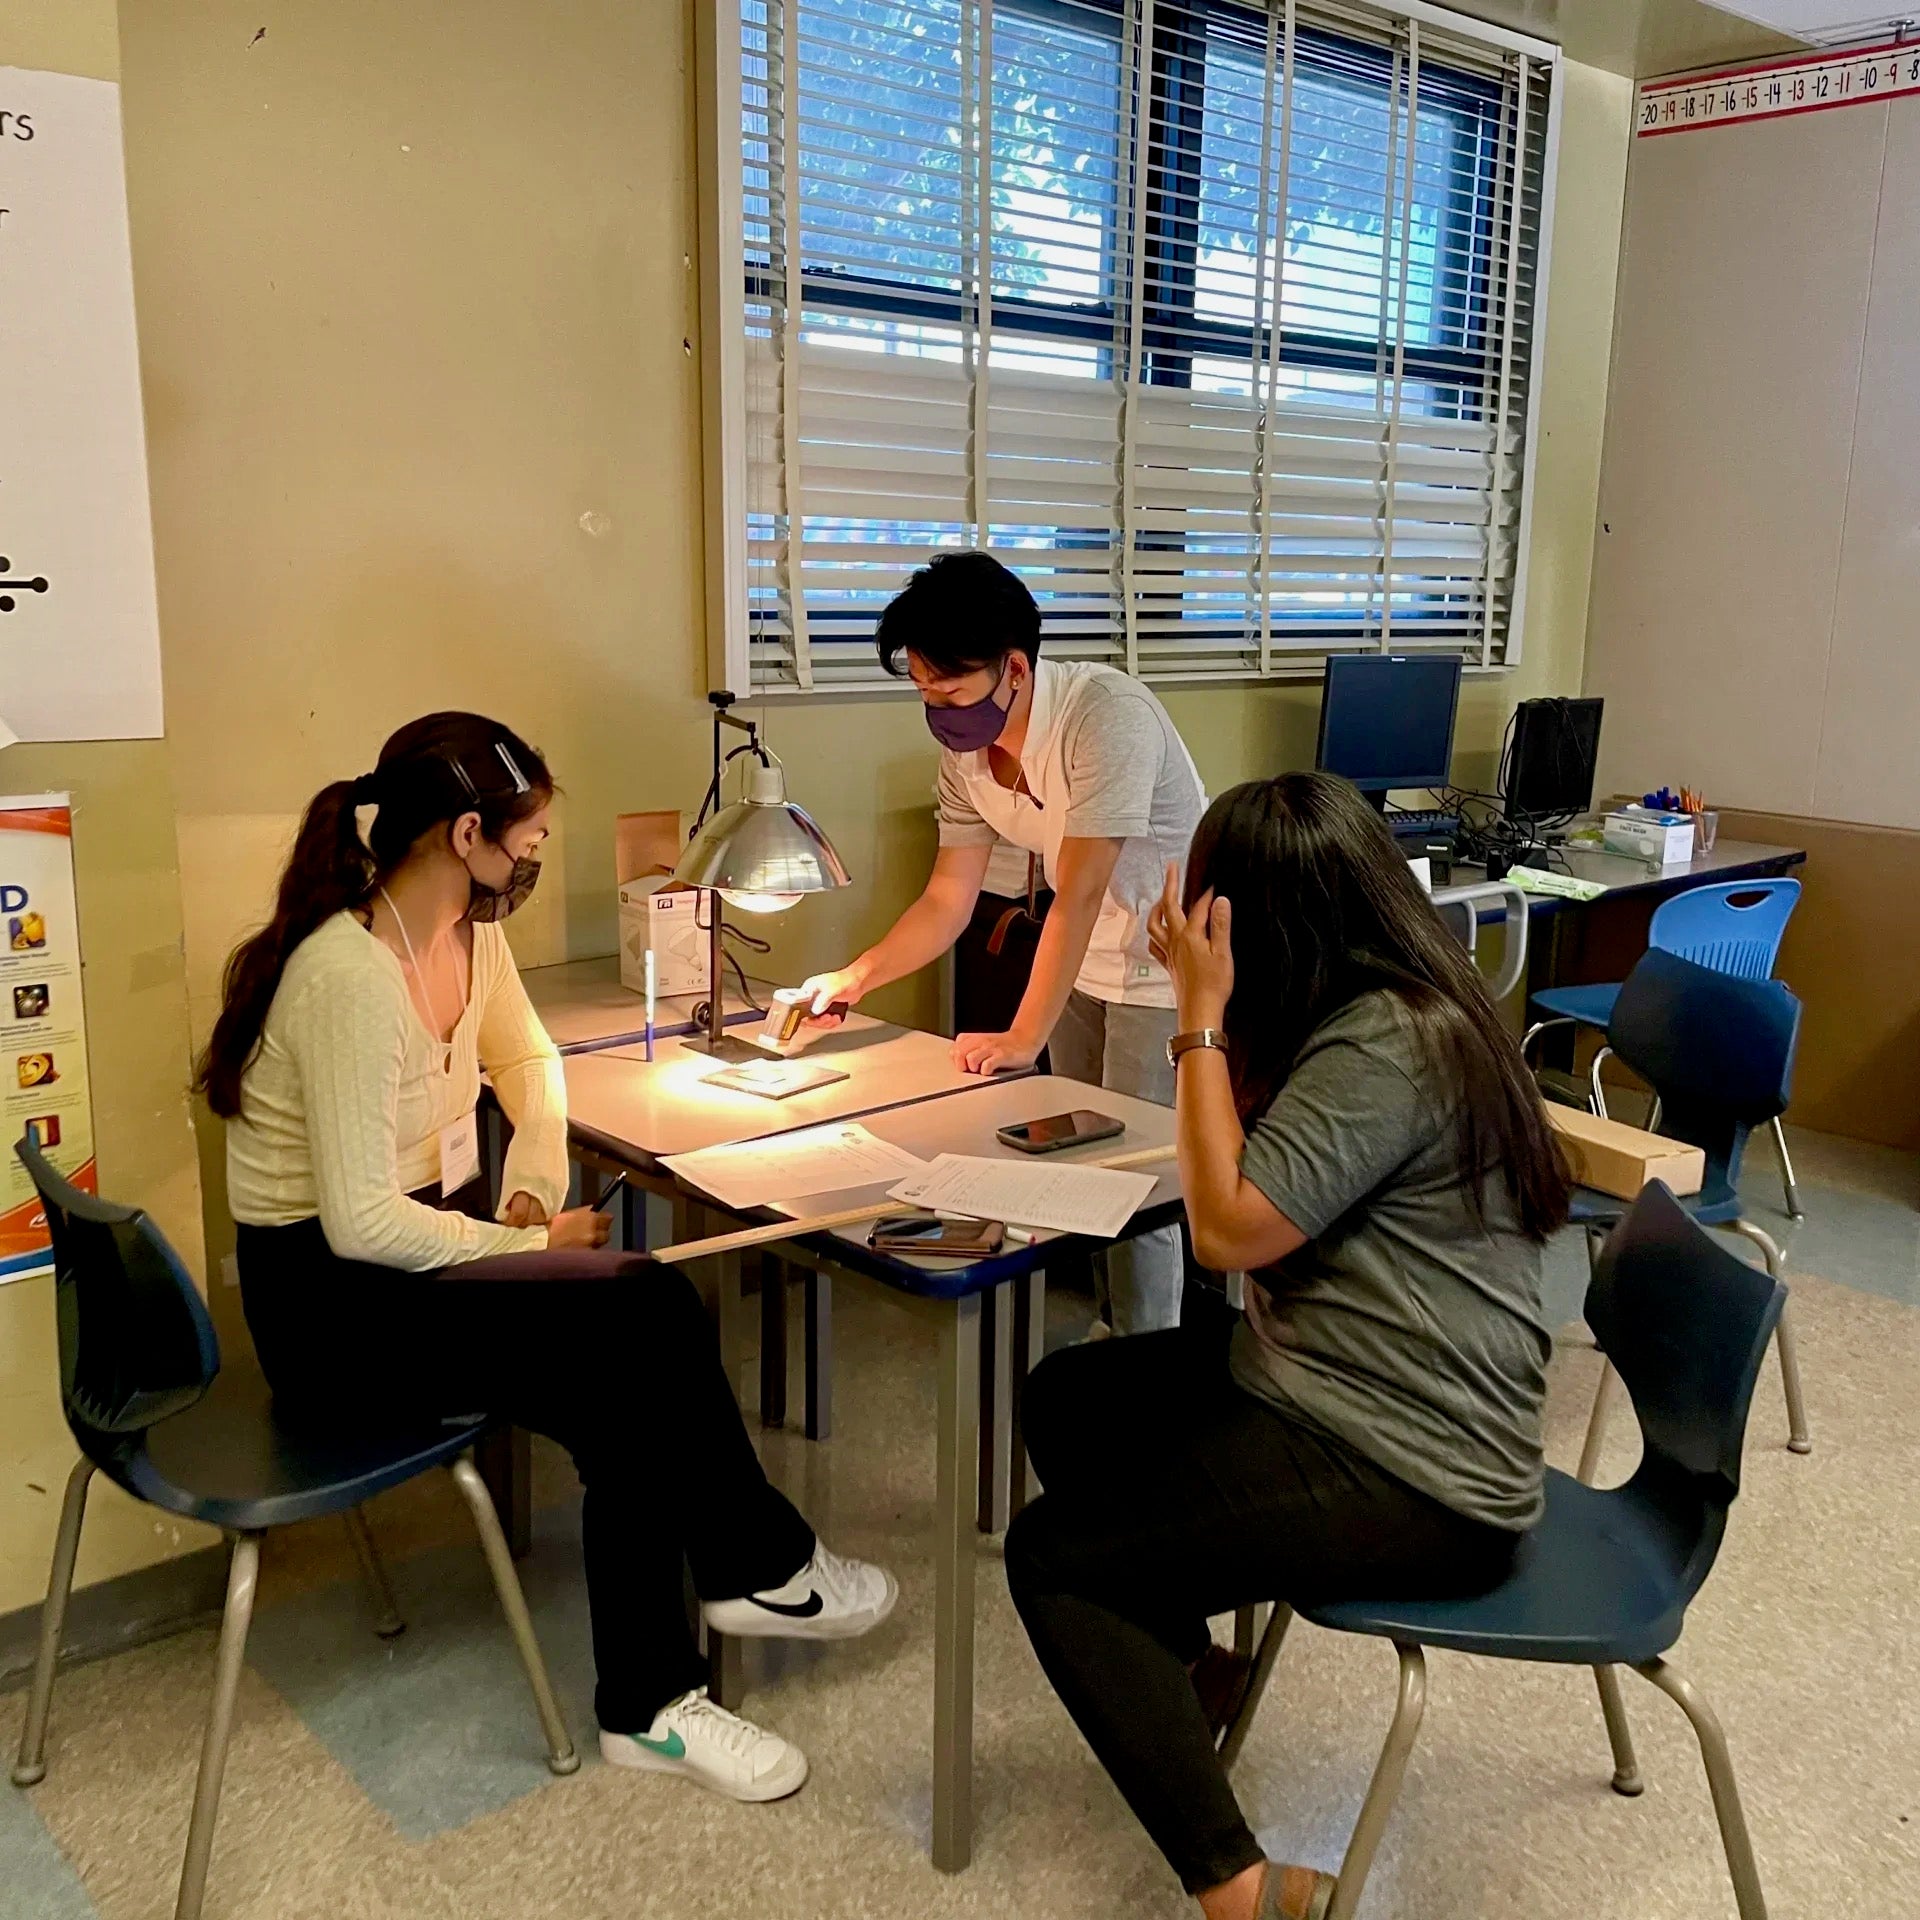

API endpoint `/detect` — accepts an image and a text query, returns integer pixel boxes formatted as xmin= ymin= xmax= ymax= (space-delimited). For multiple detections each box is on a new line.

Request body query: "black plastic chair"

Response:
xmin=1220 ymin=1184 xmax=1782 ymax=1920
xmin=7 ymin=1142 xmax=578 ymax=1920
xmin=1560 ymin=948 xmax=1810 ymax=1471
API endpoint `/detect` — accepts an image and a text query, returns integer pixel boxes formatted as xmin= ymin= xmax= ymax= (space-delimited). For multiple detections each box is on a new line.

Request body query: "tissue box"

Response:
xmin=619 ymin=880 xmax=710 ymax=999
xmin=1603 ymin=807 xmax=1695 ymax=866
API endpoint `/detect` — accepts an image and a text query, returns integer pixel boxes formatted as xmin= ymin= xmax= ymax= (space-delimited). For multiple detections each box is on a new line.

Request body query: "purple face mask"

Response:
xmin=923 ymin=662 xmax=1014 ymax=752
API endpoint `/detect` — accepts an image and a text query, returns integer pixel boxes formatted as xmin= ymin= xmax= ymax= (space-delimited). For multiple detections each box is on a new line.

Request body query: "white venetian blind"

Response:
xmin=728 ymin=0 xmax=1558 ymax=693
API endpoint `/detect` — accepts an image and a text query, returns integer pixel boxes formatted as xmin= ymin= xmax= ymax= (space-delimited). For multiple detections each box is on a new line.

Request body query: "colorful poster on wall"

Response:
xmin=0 ymin=66 xmax=165 ymax=741
xmin=0 ymin=795 xmax=95 ymax=1281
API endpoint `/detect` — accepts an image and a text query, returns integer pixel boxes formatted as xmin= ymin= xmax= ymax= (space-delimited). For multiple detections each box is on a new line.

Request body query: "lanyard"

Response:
xmin=379 ymin=886 xmax=461 ymax=1043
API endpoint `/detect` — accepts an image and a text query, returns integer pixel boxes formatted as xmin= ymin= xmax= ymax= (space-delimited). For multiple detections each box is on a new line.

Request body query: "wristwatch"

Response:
xmin=1166 ymin=1028 xmax=1228 ymax=1069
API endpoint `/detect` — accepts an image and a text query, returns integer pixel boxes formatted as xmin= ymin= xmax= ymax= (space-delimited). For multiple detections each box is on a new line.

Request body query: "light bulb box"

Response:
xmin=615 ymin=810 xmax=711 ymax=1000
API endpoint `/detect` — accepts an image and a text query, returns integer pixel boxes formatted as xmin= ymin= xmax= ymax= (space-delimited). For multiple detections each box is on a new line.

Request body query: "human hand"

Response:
xmin=952 ymin=1029 xmax=1044 ymax=1077
xmin=1147 ymin=861 xmax=1233 ymax=1027
xmin=546 ymin=1207 xmax=612 ymax=1251
xmin=502 ymin=1191 xmax=550 ymax=1230
xmin=798 ymin=965 xmax=868 ymax=1024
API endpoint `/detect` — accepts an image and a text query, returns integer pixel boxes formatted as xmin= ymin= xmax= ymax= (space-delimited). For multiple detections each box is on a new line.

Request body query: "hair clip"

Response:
xmin=494 ymin=742 xmax=530 ymax=793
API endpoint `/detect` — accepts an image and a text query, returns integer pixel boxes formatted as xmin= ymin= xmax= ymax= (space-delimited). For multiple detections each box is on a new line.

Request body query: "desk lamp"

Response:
xmin=674 ymin=691 xmax=850 ymax=1060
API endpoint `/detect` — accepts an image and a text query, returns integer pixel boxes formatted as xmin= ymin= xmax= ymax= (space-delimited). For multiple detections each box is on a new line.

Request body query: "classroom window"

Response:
xmin=719 ymin=0 xmax=1558 ymax=692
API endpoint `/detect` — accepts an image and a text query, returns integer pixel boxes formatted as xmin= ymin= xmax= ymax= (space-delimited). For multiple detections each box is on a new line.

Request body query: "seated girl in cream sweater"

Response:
xmin=206 ymin=711 xmax=892 ymax=1803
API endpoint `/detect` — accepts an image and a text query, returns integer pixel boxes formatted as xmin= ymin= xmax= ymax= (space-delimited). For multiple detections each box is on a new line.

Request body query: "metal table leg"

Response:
xmin=475 ymin=1426 xmax=533 ymax=1561
xmin=803 ymin=1269 xmax=833 ymax=1441
xmin=759 ymin=1255 xmax=789 ymax=1429
xmin=932 ymin=1293 xmax=983 ymax=1872
xmin=1009 ymin=1269 xmax=1046 ymax=1520
xmin=977 ymin=1282 xmax=1015 ymax=1535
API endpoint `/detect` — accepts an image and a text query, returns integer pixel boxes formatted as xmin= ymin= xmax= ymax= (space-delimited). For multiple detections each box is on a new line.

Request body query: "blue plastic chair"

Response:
xmin=1560 ymin=949 xmax=1811 ymax=1466
xmin=1525 ymin=878 xmax=1805 ymax=1216
xmin=1220 ymin=1184 xmax=1783 ymax=1920
xmin=8 ymin=1141 xmax=579 ymax=1920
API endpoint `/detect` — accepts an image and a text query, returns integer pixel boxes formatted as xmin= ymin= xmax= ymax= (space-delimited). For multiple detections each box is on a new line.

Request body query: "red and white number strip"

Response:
xmin=1638 ymin=37 xmax=1920 ymax=138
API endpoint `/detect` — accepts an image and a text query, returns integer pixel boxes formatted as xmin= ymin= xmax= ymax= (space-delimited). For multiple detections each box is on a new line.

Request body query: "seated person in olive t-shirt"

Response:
xmin=1004 ymin=772 xmax=1570 ymax=1920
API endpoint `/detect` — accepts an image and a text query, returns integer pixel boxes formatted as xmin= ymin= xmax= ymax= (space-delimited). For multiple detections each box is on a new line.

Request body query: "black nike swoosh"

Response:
xmin=749 ymin=1590 xmax=824 ymax=1618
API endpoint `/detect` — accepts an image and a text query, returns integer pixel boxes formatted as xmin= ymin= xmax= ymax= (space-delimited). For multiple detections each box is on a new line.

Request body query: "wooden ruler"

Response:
xmin=651 ymin=1140 xmax=1180 ymax=1265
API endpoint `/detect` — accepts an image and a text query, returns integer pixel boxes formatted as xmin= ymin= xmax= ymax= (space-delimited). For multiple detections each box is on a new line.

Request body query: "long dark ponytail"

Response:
xmin=1187 ymin=771 xmax=1570 ymax=1241
xmin=196 ymin=712 xmax=552 ymax=1119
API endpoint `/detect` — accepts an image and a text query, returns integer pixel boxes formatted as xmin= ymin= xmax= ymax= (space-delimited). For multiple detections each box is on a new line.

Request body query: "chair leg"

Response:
xmin=1771 ymin=1300 xmax=1812 ymax=1455
xmin=1576 ymin=1360 xmax=1618 ymax=1486
xmin=1325 ymin=1645 xmax=1428 ymax=1920
xmin=1588 ymin=1045 xmax=1615 ymax=1119
xmin=1520 ymin=1017 xmax=1575 ymax=1066
xmin=1593 ymin=1665 xmax=1644 ymax=1796
xmin=341 ymin=1506 xmax=406 ymax=1638
xmin=1232 ymin=1603 xmax=1259 ymax=1663
xmin=1726 ymin=1220 xmax=1812 ymax=1454
xmin=174 ymin=1533 xmax=262 ymax=1920
xmin=10 ymin=1456 xmax=95 ymax=1788
xmin=1218 ymin=1603 xmax=1294 ymax=1770
xmin=447 ymin=1456 xmax=581 ymax=1776
xmin=1769 ymin=1117 xmax=1805 ymax=1222
xmin=1635 ymin=1658 xmax=1770 ymax=1920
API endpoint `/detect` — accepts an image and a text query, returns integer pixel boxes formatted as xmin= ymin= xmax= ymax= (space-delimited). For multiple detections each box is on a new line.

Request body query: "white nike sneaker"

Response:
xmin=600 ymin=1688 xmax=809 ymax=1803
xmin=702 ymin=1543 xmax=898 ymax=1642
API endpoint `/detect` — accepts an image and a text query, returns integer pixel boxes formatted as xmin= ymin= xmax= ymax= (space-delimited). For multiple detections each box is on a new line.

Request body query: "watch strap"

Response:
xmin=1166 ymin=1027 xmax=1228 ymax=1068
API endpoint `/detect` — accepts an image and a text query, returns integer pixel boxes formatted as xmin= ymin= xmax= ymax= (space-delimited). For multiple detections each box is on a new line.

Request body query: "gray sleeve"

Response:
xmin=935 ymin=752 xmax=996 ymax=848
xmin=1062 ymin=684 xmax=1163 ymax=839
xmin=1238 ymin=1022 xmax=1439 ymax=1238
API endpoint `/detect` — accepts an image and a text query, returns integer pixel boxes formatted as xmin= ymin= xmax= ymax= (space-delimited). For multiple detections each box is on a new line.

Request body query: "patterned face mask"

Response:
xmin=465 ymin=848 xmax=541 ymax=923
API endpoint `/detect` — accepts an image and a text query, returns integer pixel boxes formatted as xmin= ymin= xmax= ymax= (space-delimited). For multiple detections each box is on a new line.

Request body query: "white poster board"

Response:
xmin=0 ymin=794 xmax=96 ymax=1281
xmin=0 ymin=68 xmax=165 ymax=741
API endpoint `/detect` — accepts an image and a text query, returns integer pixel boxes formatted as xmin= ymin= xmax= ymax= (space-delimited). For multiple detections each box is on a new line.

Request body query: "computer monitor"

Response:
xmin=1314 ymin=653 xmax=1462 ymax=809
xmin=1505 ymin=696 xmax=1603 ymax=821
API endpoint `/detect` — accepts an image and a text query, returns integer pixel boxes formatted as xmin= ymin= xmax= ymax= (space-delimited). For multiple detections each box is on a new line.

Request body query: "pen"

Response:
xmin=593 ymin=1170 xmax=630 ymax=1213
xmin=643 ymin=948 xmax=655 ymax=1063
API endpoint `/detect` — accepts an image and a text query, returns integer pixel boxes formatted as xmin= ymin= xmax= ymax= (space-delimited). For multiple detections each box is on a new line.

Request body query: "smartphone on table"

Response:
xmin=866 ymin=1213 xmax=1006 ymax=1258
xmin=994 ymin=1110 xmax=1126 ymax=1155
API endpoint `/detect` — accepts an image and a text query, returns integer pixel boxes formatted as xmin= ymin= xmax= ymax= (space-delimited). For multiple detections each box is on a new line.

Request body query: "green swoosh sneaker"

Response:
xmin=600 ymin=1688 xmax=808 ymax=1802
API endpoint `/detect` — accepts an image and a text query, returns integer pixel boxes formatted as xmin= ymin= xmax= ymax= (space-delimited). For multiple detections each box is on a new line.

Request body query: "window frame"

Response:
xmin=698 ymin=0 xmax=1563 ymax=695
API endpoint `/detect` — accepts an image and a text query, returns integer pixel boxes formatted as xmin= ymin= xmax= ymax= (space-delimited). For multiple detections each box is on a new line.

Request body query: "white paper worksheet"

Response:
xmin=661 ymin=1123 xmax=927 ymax=1212
xmin=887 ymin=1155 xmax=1158 ymax=1240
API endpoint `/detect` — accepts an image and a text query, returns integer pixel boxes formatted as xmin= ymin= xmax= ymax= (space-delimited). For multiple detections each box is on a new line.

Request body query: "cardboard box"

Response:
xmin=1546 ymin=1102 xmax=1704 ymax=1201
xmin=619 ymin=882 xmax=710 ymax=998
xmin=614 ymin=810 xmax=711 ymax=1000
xmin=1603 ymin=806 xmax=1696 ymax=866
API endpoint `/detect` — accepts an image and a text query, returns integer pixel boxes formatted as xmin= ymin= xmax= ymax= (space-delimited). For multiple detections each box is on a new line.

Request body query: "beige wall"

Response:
xmin=1585 ymin=90 xmax=1920 ymax=1147
xmin=110 ymin=8 xmax=1626 ymax=1258
xmin=1588 ymin=95 xmax=1920 ymax=829
xmin=0 ymin=5 xmax=214 ymax=1618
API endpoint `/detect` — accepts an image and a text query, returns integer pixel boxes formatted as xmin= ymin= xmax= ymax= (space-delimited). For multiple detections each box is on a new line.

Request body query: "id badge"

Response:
xmin=439 ymin=1110 xmax=481 ymax=1197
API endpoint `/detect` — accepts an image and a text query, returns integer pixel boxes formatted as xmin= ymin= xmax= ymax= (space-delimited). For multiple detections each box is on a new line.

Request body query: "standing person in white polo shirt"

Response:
xmin=800 ymin=552 xmax=1207 ymax=1335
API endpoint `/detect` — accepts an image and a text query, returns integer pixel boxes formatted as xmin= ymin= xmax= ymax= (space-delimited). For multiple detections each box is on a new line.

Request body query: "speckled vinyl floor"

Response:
xmin=4 ymin=1127 xmax=1917 ymax=1919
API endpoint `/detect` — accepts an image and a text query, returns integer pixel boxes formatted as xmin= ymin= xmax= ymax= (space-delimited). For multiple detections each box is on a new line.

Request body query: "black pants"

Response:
xmin=952 ymin=883 xmax=1053 ymax=1047
xmin=1004 ymin=1326 xmax=1520 ymax=1895
xmin=237 ymin=1220 xmax=815 ymax=1734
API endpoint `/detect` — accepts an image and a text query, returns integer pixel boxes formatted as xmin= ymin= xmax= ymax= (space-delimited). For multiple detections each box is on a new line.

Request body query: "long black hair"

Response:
xmin=196 ymin=712 xmax=552 ymax=1119
xmin=1188 ymin=771 xmax=1570 ymax=1241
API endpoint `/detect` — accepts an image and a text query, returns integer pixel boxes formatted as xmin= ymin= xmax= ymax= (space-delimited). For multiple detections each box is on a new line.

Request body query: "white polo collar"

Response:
xmin=1007 ymin=656 xmax=1058 ymax=786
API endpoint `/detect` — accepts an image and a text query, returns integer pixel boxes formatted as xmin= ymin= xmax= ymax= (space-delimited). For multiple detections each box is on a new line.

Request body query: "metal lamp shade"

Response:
xmin=674 ymin=793 xmax=851 ymax=898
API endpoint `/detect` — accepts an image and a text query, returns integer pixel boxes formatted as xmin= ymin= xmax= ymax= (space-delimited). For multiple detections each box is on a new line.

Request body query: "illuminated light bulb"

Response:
xmin=720 ymin=889 xmax=803 ymax=914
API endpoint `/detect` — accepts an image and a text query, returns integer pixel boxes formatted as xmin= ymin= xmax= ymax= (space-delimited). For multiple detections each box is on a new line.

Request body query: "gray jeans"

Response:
xmin=1047 ymin=990 xmax=1183 ymax=1335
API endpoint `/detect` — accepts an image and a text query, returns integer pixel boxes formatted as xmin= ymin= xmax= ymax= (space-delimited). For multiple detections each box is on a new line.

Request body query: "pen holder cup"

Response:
xmin=1689 ymin=809 xmax=1719 ymax=854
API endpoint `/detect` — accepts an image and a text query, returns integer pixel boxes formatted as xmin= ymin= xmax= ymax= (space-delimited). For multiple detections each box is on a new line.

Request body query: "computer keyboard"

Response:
xmin=1387 ymin=808 xmax=1462 ymax=839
